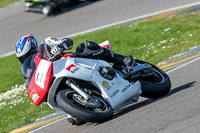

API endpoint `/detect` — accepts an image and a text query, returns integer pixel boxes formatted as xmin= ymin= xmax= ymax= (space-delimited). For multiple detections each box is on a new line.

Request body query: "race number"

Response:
xmin=35 ymin=60 xmax=51 ymax=89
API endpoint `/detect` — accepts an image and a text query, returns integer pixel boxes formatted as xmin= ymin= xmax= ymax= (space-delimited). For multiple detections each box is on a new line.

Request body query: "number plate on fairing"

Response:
xmin=35 ymin=60 xmax=52 ymax=89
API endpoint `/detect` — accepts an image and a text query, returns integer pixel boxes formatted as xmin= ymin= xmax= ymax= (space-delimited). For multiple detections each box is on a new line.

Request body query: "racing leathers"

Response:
xmin=40 ymin=38 xmax=133 ymax=67
xmin=75 ymin=41 xmax=133 ymax=66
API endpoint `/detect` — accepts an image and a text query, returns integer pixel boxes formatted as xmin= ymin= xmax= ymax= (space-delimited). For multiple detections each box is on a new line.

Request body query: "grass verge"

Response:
xmin=0 ymin=0 xmax=19 ymax=8
xmin=0 ymin=11 xmax=200 ymax=132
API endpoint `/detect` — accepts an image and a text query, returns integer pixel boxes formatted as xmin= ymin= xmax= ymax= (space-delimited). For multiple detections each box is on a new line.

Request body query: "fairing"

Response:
xmin=47 ymin=57 xmax=141 ymax=110
xmin=27 ymin=53 xmax=53 ymax=105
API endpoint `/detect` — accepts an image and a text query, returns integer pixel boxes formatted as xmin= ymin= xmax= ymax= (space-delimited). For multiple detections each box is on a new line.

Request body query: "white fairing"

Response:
xmin=47 ymin=57 xmax=141 ymax=110
xmin=35 ymin=60 xmax=51 ymax=89
xmin=53 ymin=58 xmax=96 ymax=80
xmin=89 ymin=60 xmax=141 ymax=109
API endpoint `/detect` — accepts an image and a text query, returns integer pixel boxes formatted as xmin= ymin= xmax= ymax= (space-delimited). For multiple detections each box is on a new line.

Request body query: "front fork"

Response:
xmin=65 ymin=79 xmax=91 ymax=100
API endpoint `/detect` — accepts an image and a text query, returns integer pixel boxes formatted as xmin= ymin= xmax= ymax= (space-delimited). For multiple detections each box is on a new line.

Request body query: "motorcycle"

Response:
xmin=23 ymin=40 xmax=171 ymax=123
xmin=24 ymin=0 xmax=91 ymax=15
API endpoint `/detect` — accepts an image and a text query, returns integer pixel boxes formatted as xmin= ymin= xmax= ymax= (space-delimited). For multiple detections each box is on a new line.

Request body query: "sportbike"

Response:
xmin=24 ymin=41 xmax=171 ymax=123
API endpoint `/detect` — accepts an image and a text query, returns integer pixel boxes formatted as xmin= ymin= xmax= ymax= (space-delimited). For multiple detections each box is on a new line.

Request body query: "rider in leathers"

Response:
xmin=40 ymin=37 xmax=133 ymax=66
xmin=15 ymin=35 xmax=133 ymax=125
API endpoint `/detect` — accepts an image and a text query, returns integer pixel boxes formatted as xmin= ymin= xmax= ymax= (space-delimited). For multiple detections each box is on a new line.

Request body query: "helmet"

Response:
xmin=15 ymin=34 xmax=38 ymax=64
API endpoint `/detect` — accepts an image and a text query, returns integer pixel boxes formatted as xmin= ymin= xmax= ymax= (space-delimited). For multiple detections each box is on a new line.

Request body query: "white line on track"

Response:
xmin=64 ymin=1 xmax=200 ymax=38
xmin=1 ymin=1 xmax=200 ymax=58
xmin=166 ymin=56 xmax=200 ymax=74
xmin=29 ymin=117 xmax=67 ymax=133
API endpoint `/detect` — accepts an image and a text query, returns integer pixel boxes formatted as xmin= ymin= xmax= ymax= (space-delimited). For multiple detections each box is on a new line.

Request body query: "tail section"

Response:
xmin=99 ymin=40 xmax=112 ymax=50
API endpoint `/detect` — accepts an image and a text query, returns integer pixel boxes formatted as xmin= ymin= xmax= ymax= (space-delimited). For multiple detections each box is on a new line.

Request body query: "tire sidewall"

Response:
xmin=135 ymin=59 xmax=171 ymax=99
xmin=56 ymin=89 xmax=113 ymax=123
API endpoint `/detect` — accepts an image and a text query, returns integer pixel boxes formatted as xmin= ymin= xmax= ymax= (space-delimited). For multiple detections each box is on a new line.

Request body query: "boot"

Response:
xmin=104 ymin=48 xmax=133 ymax=66
xmin=67 ymin=115 xmax=86 ymax=126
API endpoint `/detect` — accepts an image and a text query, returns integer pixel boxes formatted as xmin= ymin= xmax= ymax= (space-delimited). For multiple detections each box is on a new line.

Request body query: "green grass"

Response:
xmin=70 ymin=12 xmax=200 ymax=65
xmin=0 ymin=90 xmax=56 ymax=133
xmin=1 ymin=11 xmax=200 ymax=132
xmin=0 ymin=0 xmax=19 ymax=8
xmin=0 ymin=55 xmax=24 ymax=93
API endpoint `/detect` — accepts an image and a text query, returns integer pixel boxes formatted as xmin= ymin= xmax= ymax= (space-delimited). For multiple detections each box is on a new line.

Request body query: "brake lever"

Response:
xmin=124 ymin=59 xmax=135 ymax=79
xmin=127 ymin=59 xmax=135 ymax=73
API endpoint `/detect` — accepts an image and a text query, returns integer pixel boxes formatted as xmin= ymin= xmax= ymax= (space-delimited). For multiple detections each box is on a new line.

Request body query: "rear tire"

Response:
xmin=134 ymin=59 xmax=171 ymax=99
xmin=56 ymin=89 xmax=113 ymax=123
xmin=42 ymin=5 xmax=53 ymax=15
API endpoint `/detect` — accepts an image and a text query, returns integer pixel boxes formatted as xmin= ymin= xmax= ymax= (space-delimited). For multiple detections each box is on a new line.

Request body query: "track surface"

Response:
xmin=1 ymin=0 xmax=200 ymax=55
xmin=30 ymin=57 xmax=200 ymax=133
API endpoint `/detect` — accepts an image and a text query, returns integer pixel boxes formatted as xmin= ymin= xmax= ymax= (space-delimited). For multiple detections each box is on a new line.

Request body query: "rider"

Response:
xmin=15 ymin=34 xmax=133 ymax=125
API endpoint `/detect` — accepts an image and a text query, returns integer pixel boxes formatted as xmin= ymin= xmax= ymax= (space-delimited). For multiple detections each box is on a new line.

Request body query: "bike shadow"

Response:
xmin=76 ymin=81 xmax=196 ymax=127
xmin=111 ymin=81 xmax=197 ymax=120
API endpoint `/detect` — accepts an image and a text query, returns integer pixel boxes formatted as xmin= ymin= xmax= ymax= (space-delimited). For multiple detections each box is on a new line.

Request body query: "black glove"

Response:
xmin=123 ymin=55 xmax=133 ymax=66
xmin=59 ymin=38 xmax=73 ymax=50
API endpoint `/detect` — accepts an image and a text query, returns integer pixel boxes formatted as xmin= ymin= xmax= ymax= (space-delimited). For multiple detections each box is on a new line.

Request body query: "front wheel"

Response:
xmin=132 ymin=59 xmax=171 ymax=99
xmin=56 ymin=89 xmax=113 ymax=123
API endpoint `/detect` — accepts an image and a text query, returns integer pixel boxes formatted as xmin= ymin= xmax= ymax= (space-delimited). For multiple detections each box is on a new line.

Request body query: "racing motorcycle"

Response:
xmin=23 ymin=41 xmax=171 ymax=123
xmin=24 ymin=0 xmax=92 ymax=15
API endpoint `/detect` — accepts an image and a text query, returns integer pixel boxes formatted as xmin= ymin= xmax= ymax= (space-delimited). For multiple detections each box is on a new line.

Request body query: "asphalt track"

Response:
xmin=1 ymin=0 xmax=200 ymax=56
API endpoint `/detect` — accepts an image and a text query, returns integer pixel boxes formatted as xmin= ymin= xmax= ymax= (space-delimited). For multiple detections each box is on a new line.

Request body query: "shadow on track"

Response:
xmin=112 ymin=81 xmax=197 ymax=120
xmin=63 ymin=81 xmax=196 ymax=129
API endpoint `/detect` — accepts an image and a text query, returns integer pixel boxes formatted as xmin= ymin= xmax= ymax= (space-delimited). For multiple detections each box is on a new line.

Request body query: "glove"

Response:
xmin=44 ymin=37 xmax=73 ymax=51
xmin=58 ymin=38 xmax=73 ymax=50
xmin=123 ymin=55 xmax=133 ymax=66
xmin=50 ymin=45 xmax=62 ymax=55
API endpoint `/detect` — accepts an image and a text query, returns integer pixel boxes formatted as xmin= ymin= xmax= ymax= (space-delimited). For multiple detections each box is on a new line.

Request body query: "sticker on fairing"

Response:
xmin=103 ymin=81 xmax=111 ymax=90
xmin=35 ymin=60 xmax=51 ymax=88
xmin=31 ymin=89 xmax=39 ymax=103
xmin=66 ymin=64 xmax=80 ymax=73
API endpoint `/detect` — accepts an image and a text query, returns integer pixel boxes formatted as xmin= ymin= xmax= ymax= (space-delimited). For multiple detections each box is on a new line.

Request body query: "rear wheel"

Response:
xmin=42 ymin=5 xmax=53 ymax=15
xmin=131 ymin=59 xmax=171 ymax=99
xmin=56 ymin=89 xmax=113 ymax=123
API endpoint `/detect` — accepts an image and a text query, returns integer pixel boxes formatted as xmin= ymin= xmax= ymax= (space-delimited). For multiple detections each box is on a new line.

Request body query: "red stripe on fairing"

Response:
xmin=100 ymin=45 xmax=109 ymax=49
xmin=27 ymin=53 xmax=53 ymax=106
xmin=61 ymin=53 xmax=72 ymax=59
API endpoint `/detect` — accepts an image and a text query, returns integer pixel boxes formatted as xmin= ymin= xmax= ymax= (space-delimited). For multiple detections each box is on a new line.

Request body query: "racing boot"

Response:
xmin=103 ymin=48 xmax=133 ymax=66
xmin=66 ymin=115 xmax=86 ymax=126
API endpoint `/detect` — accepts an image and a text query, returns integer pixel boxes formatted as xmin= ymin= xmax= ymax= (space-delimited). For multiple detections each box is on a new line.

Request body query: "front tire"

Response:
xmin=56 ymin=89 xmax=113 ymax=123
